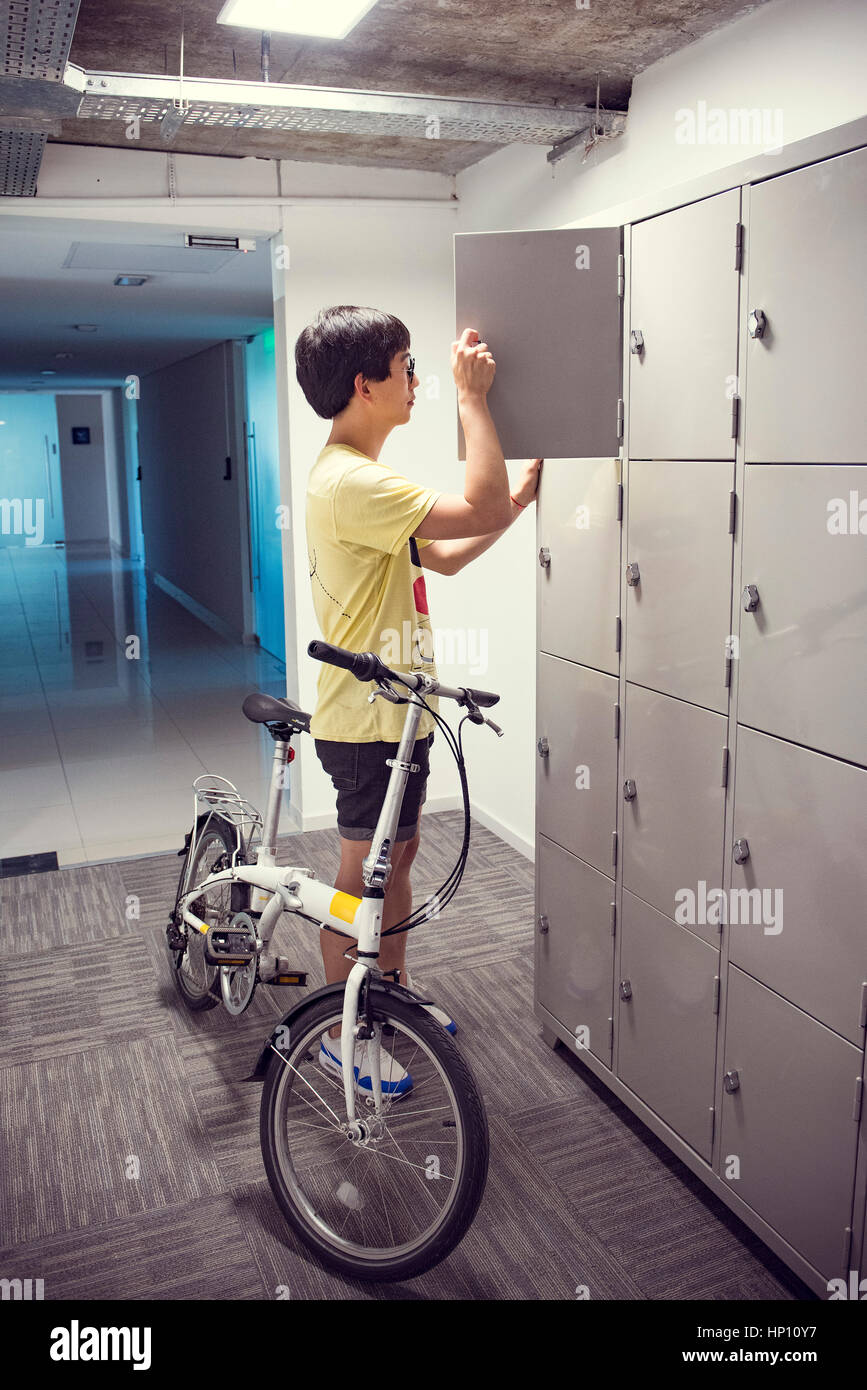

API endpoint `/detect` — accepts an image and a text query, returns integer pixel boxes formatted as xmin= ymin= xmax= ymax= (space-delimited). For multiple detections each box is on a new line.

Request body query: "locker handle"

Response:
xmin=630 ymin=329 xmax=644 ymax=355
xmin=724 ymin=1069 xmax=740 ymax=1094
xmin=537 ymin=736 xmax=549 ymax=759
xmin=538 ymin=546 xmax=551 ymax=569
xmin=619 ymin=980 xmax=632 ymax=1001
xmin=733 ymin=838 xmax=750 ymax=865
xmin=538 ymin=914 xmax=549 ymax=936
xmin=748 ymin=308 xmax=767 ymax=339
xmin=742 ymin=583 xmax=760 ymax=612
xmin=625 ymin=562 xmax=640 ymax=587
xmin=623 ymin=779 xmax=637 ymax=801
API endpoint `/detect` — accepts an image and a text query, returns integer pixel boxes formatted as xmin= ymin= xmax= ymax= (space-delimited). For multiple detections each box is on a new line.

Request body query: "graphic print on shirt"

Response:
xmin=309 ymin=545 xmax=352 ymax=620
xmin=408 ymin=536 xmax=435 ymax=668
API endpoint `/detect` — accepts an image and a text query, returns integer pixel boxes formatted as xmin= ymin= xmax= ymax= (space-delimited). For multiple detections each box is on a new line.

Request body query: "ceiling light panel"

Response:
xmin=216 ymin=0 xmax=380 ymax=41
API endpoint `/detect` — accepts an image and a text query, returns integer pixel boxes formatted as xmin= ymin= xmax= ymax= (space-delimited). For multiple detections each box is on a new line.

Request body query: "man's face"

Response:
xmin=364 ymin=348 xmax=419 ymax=425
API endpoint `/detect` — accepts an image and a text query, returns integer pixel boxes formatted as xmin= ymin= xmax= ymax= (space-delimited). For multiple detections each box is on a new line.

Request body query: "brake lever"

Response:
xmin=368 ymin=680 xmax=404 ymax=705
xmin=466 ymin=703 xmax=504 ymax=737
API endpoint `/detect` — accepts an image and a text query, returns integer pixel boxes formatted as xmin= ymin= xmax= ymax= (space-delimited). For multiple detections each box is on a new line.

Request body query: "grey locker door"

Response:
xmin=537 ymin=457 xmax=621 ymax=675
xmin=618 ymin=890 xmax=719 ymax=1160
xmin=629 ymin=189 xmax=741 ymax=461
xmin=720 ymin=966 xmax=862 ymax=1281
xmin=625 ymin=459 xmax=735 ymax=711
xmin=536 ymin=833 xmax=615 ymax=1066
xmin=537 ymin=652 xmax=618 ymax=875
xmin=744 ymin=146 xmax=867 ymax=464
xmin=738 ymin=465 xmax=867 ymax=767
xmin=454 ymin=227 xmax=622 ymax=461
xmin=730 ymin=726 xmax=867 ymax=1046
xmin=621 ymin=682 xmax=727 ymax=943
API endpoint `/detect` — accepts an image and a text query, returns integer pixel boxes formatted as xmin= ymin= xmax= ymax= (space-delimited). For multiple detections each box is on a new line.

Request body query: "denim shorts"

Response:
xmin=314 ymin=731 xmax=434 ymax=842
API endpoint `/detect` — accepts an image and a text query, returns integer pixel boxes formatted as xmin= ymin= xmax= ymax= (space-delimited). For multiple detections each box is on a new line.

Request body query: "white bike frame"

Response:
xmin=176 ymin=666 xmax=470 ymax=1128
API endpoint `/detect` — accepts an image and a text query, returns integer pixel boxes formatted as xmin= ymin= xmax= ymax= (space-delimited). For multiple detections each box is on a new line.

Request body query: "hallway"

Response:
xmin=0 ymin=545 xmax=287 ymax=868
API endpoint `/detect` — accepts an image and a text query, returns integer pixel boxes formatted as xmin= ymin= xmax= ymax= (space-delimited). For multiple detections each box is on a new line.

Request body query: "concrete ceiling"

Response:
xmin=0 ymin=217 xmax=273 ymax=388
xmin=52 ymin=0 xmax=773 ymax=173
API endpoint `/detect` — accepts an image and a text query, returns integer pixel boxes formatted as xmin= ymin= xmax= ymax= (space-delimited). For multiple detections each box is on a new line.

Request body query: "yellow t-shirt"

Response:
xmin=306 ymin=443 xmax=441 ymax=742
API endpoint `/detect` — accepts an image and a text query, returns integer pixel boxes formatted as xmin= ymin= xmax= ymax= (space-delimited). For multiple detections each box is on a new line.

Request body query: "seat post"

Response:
xmin=261 ymin=738 xmax=290 ymax=857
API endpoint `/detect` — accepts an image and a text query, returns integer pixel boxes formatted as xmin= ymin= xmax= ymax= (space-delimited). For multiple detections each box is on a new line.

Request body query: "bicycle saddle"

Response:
xmin=242 ymin=692 xmax=312 ymax=733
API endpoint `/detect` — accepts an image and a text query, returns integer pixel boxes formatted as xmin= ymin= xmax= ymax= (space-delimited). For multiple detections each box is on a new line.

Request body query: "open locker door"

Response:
xmin=454 ymin=226 xmax=623 ymax=461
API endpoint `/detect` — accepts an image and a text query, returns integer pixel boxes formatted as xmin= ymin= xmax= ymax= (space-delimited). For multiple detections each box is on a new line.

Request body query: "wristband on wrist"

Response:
xmin=510 ymin=494 xmax=525 ymax=508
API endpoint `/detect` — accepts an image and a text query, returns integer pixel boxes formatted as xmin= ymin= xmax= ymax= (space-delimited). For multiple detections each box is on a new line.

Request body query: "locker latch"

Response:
xmin=623 ymin=779 xmax=637 ymax=801
xmin=625 ymin=562 xmax=640 ymax=587
xmin=619 ymin=980 xmax=632 ymax=1001
xmin=724 ymin=1069 xmax=740 ymax=1093
xmin=537 ymin=736 xmax=550 ymax=759
xmin=538 ymin=914 xmax=549 ymax=935
xmin=538 ymin=546 xmax=551 ymax=569
xmin=742 ymin=583 xmax=760 ymax=612
xmin=733 ymin=838 xmax=751 ymax=864
xmin=748 ymin=308 xmax=767 ymax=339
xmin=629 ymin=329 xmax=644 ymax=355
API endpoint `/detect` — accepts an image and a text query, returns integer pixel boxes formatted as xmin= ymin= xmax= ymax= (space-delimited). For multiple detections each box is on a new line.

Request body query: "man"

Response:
xmin=295 ymin=304 xmax=541 ymax=1089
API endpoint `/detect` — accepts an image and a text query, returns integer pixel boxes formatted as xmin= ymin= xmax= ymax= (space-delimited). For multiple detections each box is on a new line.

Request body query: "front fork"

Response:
xmin=340 ymin=892 xmax=385 ymax=1128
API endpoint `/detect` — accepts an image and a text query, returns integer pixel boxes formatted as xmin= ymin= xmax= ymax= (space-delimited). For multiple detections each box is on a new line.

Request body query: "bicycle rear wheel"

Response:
xmin=259 ymin=985 xmax=489 ymax=1281
xmin=168 ymin=813 xmax=237 ymax=1012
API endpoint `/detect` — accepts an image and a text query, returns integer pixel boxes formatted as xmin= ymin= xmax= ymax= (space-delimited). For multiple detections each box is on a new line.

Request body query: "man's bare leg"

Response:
xmin=321 ymin=826 xmax=421 ymax=1038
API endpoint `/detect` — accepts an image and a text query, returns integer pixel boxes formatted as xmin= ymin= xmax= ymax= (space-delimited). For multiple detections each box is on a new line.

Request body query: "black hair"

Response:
xmin=294 ymin=305 xmax=411 ymax=420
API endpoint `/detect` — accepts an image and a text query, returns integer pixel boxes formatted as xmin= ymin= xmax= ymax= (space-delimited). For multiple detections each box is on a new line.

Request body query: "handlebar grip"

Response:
xmin=463 ymin=685 xmax=499 ymax=709
xmin=307 ymin=640 xmax=385 ymax=684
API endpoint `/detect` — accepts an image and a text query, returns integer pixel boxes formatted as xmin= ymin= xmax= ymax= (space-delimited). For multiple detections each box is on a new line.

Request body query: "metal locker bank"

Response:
xmin=455 ymin=135 xmax=867 ymax=1299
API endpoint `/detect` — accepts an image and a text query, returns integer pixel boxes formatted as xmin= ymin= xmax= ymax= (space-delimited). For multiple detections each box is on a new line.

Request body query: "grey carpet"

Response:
xmin=0 ymin=809 xmax=813 ymax=1300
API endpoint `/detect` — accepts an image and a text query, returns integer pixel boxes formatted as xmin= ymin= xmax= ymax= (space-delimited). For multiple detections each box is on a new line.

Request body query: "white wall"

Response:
xmin=456 ymin=0 xmax=867 ymax=235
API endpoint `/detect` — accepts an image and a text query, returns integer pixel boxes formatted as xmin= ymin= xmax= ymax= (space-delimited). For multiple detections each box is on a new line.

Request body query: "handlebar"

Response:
xmin=307 ymin=639 xmax=500 ymax=710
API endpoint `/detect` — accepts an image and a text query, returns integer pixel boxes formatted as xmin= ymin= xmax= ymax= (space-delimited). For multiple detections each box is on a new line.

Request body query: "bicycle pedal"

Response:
xmin=271 ymin=970 xmax=307 ymax=987
xmin=203 ymin=925 xmax=257 ymax=967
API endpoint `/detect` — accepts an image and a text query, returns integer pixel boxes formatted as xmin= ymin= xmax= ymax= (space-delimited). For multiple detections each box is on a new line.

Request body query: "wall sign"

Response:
xmin=71 ymin=426 xmax=90 ymax=445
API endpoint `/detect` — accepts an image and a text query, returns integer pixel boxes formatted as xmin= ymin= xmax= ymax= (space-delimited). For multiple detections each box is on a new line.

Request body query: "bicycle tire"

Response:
xmin=259 ymin=985 xmax=489 ymax=1282
xmin=169 ymin=813 xmax=237 ymax=1012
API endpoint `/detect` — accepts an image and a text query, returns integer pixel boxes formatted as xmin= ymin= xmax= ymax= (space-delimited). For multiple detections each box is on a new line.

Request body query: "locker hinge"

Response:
xmin=853 ymin=1076 xmax=864 ymax=1123
xmin=609 ymin=1016 xmax=615 ymax=1050
xmin=734 ymin=221 xmax=744 ymax=272
xmin=610 ymin=901 xmax=617 ymax=936
xmin=615 ymin=618 xmax=621 ymax=655
xmin=614 ymin=701 xmax=621 ymax=739
xmin=731 ymin=396 xmax=740 ymax=440
xmin=728 ymin=490 xmax=737 ymax=535
xmin=612 ymin=831 xmax=618 ymax=871
xmin=858 ymin=981 xmax=867 ymax=1029
xmin=713 ymin=976 xmax=721 ymax=1012
xmin=617 ymin=253 xmax=625 ymax=297
xmin=721 ymin=747 xmax=729 ymax=788
xmin=616 ymin=398 xmax=624 ymax=439
xmin=841 ymin=1227 xmax=853 ymax=1270
xmin=617 ymin=481 xmax=623 ymax=522
xmin=709 ymin=1106 xmax=716 ymax=1149
xmin=724 ymin=655 xmax=732 ymax=689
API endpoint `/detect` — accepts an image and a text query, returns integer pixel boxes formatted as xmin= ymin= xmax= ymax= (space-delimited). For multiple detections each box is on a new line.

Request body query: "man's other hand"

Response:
xmin=512 ymin=458 xmax=543 ymax=507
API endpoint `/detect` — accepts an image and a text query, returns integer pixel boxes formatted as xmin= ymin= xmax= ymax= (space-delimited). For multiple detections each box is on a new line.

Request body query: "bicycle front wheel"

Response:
xmin=259 ymin=985 xmax=489 ymax=1281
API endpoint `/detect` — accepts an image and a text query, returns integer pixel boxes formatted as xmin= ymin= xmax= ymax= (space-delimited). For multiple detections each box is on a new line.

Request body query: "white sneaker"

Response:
xmin=318 ymin=1032 xmax=413 ymax=1097
xmin=404 ymin=972 xmax=457 ymax=1035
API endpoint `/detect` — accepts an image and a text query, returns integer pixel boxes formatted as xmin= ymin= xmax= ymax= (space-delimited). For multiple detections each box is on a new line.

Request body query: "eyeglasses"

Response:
xmin=400 ymin=355 xmax=415 ymax=382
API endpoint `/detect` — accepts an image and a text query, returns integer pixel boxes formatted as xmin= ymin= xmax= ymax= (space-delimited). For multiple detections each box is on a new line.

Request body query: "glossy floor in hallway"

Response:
xmin=0 ymin=545 xmax=288 ymax=866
